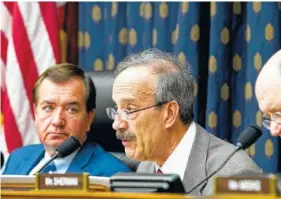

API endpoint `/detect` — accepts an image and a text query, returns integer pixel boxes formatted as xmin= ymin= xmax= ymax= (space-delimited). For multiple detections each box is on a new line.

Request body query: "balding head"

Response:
xmin=255 ymin=49 xmax=281 ymax=136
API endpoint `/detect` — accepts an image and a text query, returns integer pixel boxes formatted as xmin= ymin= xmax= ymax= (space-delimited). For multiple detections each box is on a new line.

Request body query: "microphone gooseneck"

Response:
xmin=36 ymin=136 xmax=81 ymax=174
xmin=186 ymin=125 xmax=262 ymax=194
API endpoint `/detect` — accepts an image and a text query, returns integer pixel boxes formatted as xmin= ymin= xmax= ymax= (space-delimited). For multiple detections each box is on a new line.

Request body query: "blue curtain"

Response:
xmin=78 ymin=2 xmax=281 ymax=173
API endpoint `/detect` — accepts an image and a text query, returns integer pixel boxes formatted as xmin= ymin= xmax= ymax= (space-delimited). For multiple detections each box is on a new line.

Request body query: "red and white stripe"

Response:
xmin=1 ymin=2 xmax=63 ymax=159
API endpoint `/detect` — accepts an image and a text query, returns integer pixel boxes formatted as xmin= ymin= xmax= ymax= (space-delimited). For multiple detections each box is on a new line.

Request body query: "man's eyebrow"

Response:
xmin=271 ymin=109 xmax=281 ymax=114
xmin=40 ymin=100 xmax=81 ymax=106
xmin=66 ymin=102 xmax=80 ymax=105
xmin=41 ymin=100 xmax=55 ymax=105
xmin=121 ymin=98 xmax=136 ymax=102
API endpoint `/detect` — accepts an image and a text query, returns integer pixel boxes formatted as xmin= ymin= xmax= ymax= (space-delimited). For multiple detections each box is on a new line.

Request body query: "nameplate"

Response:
xmin=35 ymin=173 xmax=89 ymax=191
xmin=214 ymin=174 xmax=277 ymax=195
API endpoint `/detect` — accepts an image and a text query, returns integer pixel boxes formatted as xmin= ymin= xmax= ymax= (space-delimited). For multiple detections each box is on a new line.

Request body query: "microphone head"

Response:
xmin=56 ymin=136 xmax=81 ymax=158
xmin=236 ymin=125 xmax=262 ymax=149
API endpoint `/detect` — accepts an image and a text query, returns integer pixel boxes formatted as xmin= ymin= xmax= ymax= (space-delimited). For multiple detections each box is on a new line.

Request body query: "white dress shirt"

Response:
xmin=155 ymin=121 xmax=196 ymax=181
xmin=29 ymin=148 xmax=79 ymax=175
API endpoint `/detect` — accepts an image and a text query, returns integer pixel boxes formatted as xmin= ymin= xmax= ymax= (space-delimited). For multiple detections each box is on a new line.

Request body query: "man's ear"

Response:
xmin=87 ymin=110 xmax=95 ymax=132
xmin=163 ymin=101 xmax=179 ymax=129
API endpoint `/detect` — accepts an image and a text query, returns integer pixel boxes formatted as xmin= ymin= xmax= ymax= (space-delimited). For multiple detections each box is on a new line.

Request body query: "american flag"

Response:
xmin=1 ymin=2 xmax=63 ymax=161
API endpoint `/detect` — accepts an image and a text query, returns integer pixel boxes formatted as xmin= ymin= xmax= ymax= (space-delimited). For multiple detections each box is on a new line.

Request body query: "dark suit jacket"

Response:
xmin=137 ymin=123 xmax=262 ymax=196
xmin=3 ymin=139 xmax=130 ymax=176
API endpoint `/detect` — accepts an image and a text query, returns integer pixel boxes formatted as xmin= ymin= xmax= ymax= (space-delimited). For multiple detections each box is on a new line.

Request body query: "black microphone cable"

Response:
xmin=186 ymin=146 xmax=240 ymax=194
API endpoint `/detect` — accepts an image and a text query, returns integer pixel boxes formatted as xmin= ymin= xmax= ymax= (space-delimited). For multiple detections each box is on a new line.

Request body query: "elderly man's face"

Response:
xmin=112 ymin=67 xmax=167 ymax=161
xmin=255 ymin=52 xmax=281 ymax=137
xmin=34 ymin=77 xmax=94 ymax=153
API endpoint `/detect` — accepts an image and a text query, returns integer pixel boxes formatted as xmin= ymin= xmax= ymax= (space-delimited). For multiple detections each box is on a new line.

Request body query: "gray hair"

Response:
xmin=115 ymin=48 xmax=194 ymax=124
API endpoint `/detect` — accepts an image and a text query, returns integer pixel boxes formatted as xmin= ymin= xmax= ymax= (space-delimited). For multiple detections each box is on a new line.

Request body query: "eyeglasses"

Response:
xmin=106 ymin=101 xmax=168 ymax=121
xmin=262 ymin=112 xmax=281 ymax=130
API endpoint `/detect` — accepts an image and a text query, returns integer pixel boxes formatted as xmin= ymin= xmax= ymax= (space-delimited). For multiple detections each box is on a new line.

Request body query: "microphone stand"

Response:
xmin=36 ymin=152 xmax=59 ymax=174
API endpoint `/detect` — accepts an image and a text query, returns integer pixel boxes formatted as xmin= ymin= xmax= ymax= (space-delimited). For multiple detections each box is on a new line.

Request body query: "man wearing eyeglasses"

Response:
xmin=255 ymin=49 xmax=281 ymax=136
xmin=107 ymin=49 xmax=261 ymax=196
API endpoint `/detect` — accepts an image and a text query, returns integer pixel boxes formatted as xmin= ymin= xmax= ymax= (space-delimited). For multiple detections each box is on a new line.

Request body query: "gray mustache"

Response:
xmin=116 ymin=131 xmax=137 ymax=141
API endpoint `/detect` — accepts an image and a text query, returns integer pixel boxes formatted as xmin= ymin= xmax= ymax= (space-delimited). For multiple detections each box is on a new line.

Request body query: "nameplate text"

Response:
xmin=214 ymin=175 xmax=277 ymax=195
xmin=36 ymin=173 xmax=89 ymax=191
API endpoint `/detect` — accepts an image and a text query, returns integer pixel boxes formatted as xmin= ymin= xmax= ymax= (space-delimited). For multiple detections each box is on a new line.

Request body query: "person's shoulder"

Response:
xmin=201 ymin=129 xmax=261 ymax=174
xmin=95 ymin=145 xmax=129 ymax=166
xmin=10 ymin=144 xmax=43 ymax=157
xmin=2 ymin=144 xmax=43 ymax=174
xmin=86 ymin=141 xmax=131 ymax=171
xmin=213 ymin=148 xmax=262 ymax=176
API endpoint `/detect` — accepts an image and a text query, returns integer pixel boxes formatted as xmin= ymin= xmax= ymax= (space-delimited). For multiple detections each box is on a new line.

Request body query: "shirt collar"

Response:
xmin=155 ymin=121 xmax=196 ymax=180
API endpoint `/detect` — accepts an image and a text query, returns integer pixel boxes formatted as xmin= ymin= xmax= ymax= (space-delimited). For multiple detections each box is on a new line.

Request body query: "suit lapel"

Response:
xmin=18 ymin=145 xmax=45 ymax=174
xmin=137 ymin=124 xmax=210 ymax=195
xmin=183 ymin=124 xmax=210 ymax=195
xmin=66 ymin=139 xmax=95 ymax=173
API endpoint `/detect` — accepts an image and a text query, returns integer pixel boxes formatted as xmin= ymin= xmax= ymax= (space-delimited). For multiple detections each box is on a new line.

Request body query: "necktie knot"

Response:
xmin=157 ymin=168 xmax=163 ymax=174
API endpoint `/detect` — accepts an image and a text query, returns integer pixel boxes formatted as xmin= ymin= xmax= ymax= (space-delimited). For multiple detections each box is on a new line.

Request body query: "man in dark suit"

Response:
xmin=255 ymin=49 xmax=281 ymax=137
xmin=106 ymin=49 xmax=261 ymax=196
xmin=3 ymin=63 xmax=130 ymax=176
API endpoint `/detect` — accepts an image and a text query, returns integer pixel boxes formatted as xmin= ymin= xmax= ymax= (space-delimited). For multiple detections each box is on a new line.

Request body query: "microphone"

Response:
xmin=236 ymin=125 xmax=262 ymax=149
xmin=36 ymin=136 xmax=81 ymax=173
xmin=186 ymin=125 xmax=262 ymax=194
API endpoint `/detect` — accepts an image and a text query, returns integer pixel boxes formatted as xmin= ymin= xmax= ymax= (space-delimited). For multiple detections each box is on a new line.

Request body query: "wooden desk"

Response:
xmin=2 ymin=190 xmax=189 ymax=199
xmin=1 ymin=190 xmax=281 ymax=199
